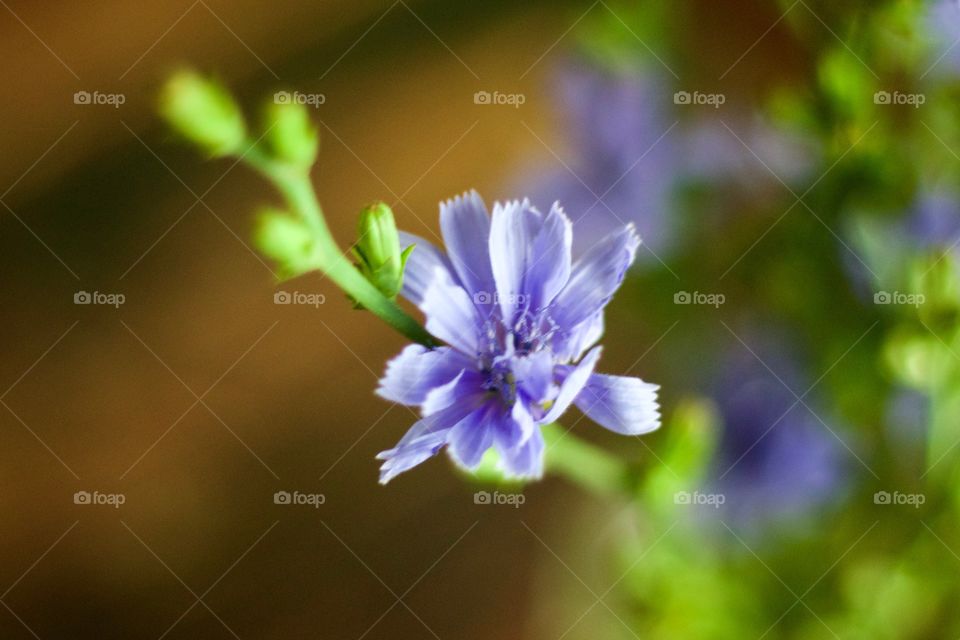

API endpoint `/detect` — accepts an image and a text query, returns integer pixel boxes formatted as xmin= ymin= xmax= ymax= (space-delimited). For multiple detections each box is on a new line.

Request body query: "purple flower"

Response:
xmin=846 ymin=187 xmax=960 ymax=299
xmin=524 ymin=59 xmax=679 ymax=256
xmin=925 ymin=0 xmax=960 ymax=79
xmin=375 ymin=191 xmax=660 ymax=483
xmin=902 ymin=190 xmax=960 ymax=249
xmin=710 ymin=336 xmax=847 ymax=530
xmin=682 ymin=116 xmax=817 ymax=189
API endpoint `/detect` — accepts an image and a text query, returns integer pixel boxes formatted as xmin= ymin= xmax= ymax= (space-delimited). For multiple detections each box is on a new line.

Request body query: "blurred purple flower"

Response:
xmin=525 ymin=60 xmax=680 ymax=256
xmin=709 ymin=337 xmax=847 ymax=529
xmin=903 ymin=190 xmax=960 ymax=248
xmin=375 ymin=191 xmax=660 ymax=483
xmin=525 ymin=58 xmax=817 ymax=259
xmin=847 ymin=188 xmax=960 ymax=297
xmin=925 ymin=0 xmax=960 ymax=78
xmin=682 ymin=117 xmax=817 ymax=189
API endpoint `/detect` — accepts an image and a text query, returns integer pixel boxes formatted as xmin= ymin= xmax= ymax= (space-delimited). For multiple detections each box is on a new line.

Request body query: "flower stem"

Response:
xmin=242 ymin=143 xmax=437 ymax=347
xmin=542 ymin=423 xmax=632 ymax=497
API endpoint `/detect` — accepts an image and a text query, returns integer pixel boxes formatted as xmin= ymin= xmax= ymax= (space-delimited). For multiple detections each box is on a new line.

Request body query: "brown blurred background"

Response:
xmin=0 ymin=0 xmax=789 ymax=637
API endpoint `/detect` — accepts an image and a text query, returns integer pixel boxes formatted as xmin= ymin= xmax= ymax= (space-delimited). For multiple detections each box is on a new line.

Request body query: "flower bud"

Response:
xmin=911 ymin=252 xmax=960 ymax=322
xmin=264 ymin=99 xmax=318 ymax=168
xmin=159 ymin=70 xmax=246 ymax=157
xmin=883 ymin=328 xmax=942 ymax=390
xmin=255 ymin=208 xmax=315 ymax=277
xmin=353 ymin=203 xmax=413 ymax=299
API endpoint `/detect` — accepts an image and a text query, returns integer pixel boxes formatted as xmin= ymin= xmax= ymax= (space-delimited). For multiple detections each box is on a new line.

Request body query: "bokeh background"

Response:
xmin=3 ymin=0 xmax=960 ymax=638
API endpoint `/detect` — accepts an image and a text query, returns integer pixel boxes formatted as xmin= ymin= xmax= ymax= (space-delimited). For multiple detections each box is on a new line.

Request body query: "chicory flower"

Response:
xmin=376 ymin=191 xmax=660 ymax=483
xmin=710 ymin=336 xmax=846 ymax=531
xmin=524 ymin=59 xmax=679 ymax=256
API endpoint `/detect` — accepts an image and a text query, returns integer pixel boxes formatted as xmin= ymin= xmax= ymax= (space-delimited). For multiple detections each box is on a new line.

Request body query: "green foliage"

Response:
xmin=550 ymin=1 xmax=960 ymax=638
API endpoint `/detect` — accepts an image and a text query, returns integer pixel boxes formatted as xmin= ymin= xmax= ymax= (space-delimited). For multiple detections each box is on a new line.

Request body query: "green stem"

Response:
xmin=542 ymin=423 xmax=632 ymax=497
xmin=243 ymin=144 xmax=437 ymax=347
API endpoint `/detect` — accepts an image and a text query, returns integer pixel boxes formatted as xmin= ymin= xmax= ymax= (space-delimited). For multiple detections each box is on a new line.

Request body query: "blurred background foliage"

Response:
xmin=531 ymin=0 xmax=960 ymax=638
xmin=2 ymin=0 xmax=960 ymax=638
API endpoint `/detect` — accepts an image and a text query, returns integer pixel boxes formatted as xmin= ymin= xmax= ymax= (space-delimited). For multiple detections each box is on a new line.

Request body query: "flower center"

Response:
xmin=483 ymin=359 xmax=517 ymax=405
xmin=477 ymin=308 xmax=559 ymax=407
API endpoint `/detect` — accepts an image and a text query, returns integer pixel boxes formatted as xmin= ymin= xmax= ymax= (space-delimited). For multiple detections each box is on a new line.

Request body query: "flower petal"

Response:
xmin=421 ymin=267 xmax=481 ymax=354
xmin=542 ymin=346 xmax=602 ymax=424
xmin=525 ymin=202 xmax=573 ymax=312
xmin=552 ymin=224 xmax=640 ymax=328
xmin=376 ymin=345 xmax=470 ymax=406
xmin=498 ymin=425 xmax=545 ymax=479
xmin=421 ymin=368 xmax=487 ymax=416
xmin=376 ymin=398 xmax=483 ymax=484
xmin=398 ymin=231 xmax=457 ymax=307
xmin=511 ymin=350 xmax=558 ymax=414
xmin=489 ymin=199 xmax=542 ymax=321
xmin=574 ymin=373 xmax=661 ymax=435
xmin=552 ymin=310 xmax=604 ymax=362
xmin=439 ymin=191 xmax=497 ymax=303
xmin=447 ymin=402 xmax=497 ymax=470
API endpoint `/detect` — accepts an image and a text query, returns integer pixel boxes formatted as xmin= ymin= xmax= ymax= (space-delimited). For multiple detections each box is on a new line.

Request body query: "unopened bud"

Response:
xmin=353 ymin=203 xmax=412 ymax=299
xmin=160 ymin=70 xmax=246 ymax=157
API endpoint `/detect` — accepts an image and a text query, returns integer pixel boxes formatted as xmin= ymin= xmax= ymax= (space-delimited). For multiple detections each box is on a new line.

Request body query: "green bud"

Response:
xmin=255 ymin=208 xmax=315 ymax=278
xmin=911 ymin=253 xmax=960 ymax=321
xmin=159 ymin=70 xmax=246 ymax=157
xmin=882 ymin=328 xmax=942 ymax=390
xmin=353 ymin=202 xmax=412 ymax=300
xmin=264 ymin=99 xmax=318 ymax=168
xmin=818 ymin=48 xmax=874 ymax=124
